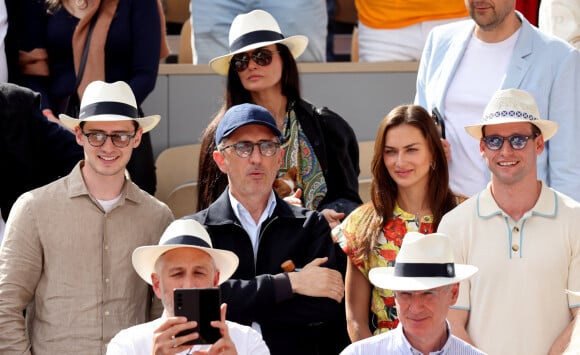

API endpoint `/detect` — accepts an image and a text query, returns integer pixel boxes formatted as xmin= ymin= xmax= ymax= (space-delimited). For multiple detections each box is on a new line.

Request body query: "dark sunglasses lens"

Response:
xmin=509 ymin=135 xmax=527 ymax=149
xmin=253 ymin=49 xmax=273 ymax=66
xmin=231 ymin=53 xmax=249 ymax=72
xmin=484 ymin=136 xmax=503 ymax=150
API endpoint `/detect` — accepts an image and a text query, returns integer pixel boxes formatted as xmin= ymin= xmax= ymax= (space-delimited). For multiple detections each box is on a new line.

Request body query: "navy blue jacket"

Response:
xmin=188 ymin=189 xmax=348 ymax=354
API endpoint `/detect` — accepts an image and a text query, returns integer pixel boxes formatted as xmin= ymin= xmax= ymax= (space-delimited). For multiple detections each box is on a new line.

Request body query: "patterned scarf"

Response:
xmin=279 ymin=102 xmax=327 ymax=209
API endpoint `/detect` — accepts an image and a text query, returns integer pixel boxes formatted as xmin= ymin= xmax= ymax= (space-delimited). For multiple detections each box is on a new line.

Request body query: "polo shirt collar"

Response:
xmin=477 ymin=181 xmax=557 ymax=219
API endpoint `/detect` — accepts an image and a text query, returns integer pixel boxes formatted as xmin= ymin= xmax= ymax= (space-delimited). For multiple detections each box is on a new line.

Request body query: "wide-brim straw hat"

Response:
xmin=209 ymin=9 xmax=308 ymax=76
xmin=132 ymin=219 xmax=239 ymax=285
xmin=60 ymin=80 xmax=160 ymax=133
xmin=369 ymin=232 xmax=478 ymax=291
xmin=465 ymin=88 xmax=558 ymax=140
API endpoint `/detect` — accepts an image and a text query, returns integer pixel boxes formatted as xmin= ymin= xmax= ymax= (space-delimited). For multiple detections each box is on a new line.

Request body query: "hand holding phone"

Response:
xmin=174 ymin=288 xmax=222 ymax=345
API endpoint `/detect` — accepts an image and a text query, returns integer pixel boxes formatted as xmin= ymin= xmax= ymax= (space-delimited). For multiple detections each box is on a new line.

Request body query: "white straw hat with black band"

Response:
xmin=465 ymin=88 xmax=558 ymax=140
xmin=132 ymin=219 xmax=239 ymax=286
xmin=59 ymin=80 xmax=160 ymax=133
xmin=209 ymin=9 xmax=308 ymax=76
xmin=369 ymin=232 xmax=478 ymax=291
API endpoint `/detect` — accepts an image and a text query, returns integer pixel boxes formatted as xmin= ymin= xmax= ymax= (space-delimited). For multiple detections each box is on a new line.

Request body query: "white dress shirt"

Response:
xmin=107 ymin=315 xmax=270 ymax=355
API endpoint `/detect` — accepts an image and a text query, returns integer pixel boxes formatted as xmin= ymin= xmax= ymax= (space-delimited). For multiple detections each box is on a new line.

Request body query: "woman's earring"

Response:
xmin=430 ymin=161 xmax=436 ymax=170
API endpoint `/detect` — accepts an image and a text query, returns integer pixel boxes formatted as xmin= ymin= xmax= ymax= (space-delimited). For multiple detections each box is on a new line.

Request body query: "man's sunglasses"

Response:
xmin=230 ymin=48 xmax=280 ymax=72
xmin=482 ymin=133 xmax=538 ymax=151
xmin=82 ymin=131 xmax=136 ymax=148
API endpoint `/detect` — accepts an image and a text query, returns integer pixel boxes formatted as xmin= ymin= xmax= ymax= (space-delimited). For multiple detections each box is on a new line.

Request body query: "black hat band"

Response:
xmin=394 ymin=262 xmax=455 ymax=278
xmin=79 ymin=101 xmax=138 ymax=119
xmin=230 ymin=30 xmax=285 ymax=52
xmin=163 ymin=235 xmax=211 ymax=248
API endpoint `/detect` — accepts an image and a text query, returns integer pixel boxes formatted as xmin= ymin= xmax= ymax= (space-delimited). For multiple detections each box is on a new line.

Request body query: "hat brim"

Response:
xmin=59 ymin=113 xmax=161 ymax=133
xmin=209 ymin=35 xmax=309 ymax=76
xmin=369 ymin=265 xmax=478 ymax=291
xmin=465 ymin=118 xmax=558 ymax=141
xmin=132 ymin=244 xmax=239 ymax=285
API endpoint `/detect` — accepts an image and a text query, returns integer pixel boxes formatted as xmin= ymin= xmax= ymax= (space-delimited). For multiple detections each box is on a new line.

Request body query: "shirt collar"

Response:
xmin=228 ymin=189 xmax=277 ymax=222
xmin=67 ymin=161 xmax=143 ymax=204
xmin=477 ymin=181 xmax=557 ymax=219
xmin=398 ymin=321 xmax=453 ymax=355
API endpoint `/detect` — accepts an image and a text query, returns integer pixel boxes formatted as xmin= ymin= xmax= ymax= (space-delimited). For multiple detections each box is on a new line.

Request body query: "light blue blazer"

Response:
xmin=415 ymin=13 xmax=580 ymax=201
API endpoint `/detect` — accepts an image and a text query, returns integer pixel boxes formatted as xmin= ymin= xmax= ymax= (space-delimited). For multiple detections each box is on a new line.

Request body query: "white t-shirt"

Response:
xmin=107 ymin=316 xmax=270 ymax=355
xmin=444 ymin=29 xmax=520 ymax=197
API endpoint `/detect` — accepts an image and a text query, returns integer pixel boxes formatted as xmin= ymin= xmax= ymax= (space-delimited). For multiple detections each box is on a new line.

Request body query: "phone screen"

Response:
xmin=173 ymin=288 xmax=221 ymax=345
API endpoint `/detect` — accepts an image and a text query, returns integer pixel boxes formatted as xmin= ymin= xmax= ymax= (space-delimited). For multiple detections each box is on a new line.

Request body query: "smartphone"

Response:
xmin=173 ymin=287 xmax=221 ymax=345
xmin=432 ymin=107 xmax=446 ymax=139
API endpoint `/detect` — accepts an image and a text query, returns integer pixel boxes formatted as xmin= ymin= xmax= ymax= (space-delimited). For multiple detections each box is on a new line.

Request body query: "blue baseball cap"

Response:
xmin=215 ymin=103 xmax=284 ymax=144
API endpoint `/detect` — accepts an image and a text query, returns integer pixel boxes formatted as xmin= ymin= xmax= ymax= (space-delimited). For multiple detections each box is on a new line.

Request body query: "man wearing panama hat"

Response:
xmin=341 ymin=232 xmax=484 ymax=354
xmin=438 ymin=88 xmax=580 ymax=355
xmin=0 ymin=80 xmax=174 ymax=353
xmin=108 ymin=219 xmax=269 ymax=354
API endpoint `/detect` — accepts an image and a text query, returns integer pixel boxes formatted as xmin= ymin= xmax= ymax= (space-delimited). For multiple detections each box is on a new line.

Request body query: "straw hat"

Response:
xmin=132 ymin=219 xmax=239 ymax=285
xmin=209 ymin=9 xmax=308 ymax=76
xmin=465 ymin=88 xmax=558 ymax=140
xmin=60 ymin=80 xmax=160 ymax=133
xmin=369 ymin=232 xmax=478 ymax=291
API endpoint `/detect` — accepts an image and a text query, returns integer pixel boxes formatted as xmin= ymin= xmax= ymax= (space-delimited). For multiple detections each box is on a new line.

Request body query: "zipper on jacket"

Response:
xmin=255 ymin=216 xmax=279 ymax=271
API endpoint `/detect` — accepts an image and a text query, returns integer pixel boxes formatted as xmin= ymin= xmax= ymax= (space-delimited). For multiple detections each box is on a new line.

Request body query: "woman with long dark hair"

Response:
xmin=336 ymin=104 xmax=463 ymax=341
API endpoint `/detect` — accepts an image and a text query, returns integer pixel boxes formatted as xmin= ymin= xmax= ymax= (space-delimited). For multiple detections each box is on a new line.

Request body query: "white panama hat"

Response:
xmin=209 ymin=9 xmax=308 ymax=76
xmin=369 ymin=232 xmax=478 ymax=291
xmin=59 ymin=80 xmax=160 ymax=133
xmin=132 ymin=219 xmax=239 ymax=285
xmin=465 ymin=88 xmax=558 ymax=140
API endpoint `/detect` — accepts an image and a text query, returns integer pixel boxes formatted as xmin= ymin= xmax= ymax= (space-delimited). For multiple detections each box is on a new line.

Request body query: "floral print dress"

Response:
xmin=336 ymin=203 xmax=434 ymax=334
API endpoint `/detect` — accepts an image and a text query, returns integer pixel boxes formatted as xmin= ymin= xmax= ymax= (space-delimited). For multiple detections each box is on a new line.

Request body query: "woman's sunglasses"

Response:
xmin=230 ymin=48 xmax=280 ymax=72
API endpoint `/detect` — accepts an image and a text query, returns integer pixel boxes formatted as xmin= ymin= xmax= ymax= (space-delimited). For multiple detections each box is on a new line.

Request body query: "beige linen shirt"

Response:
xmin=0 ymin=162 xmax=174 ymax=354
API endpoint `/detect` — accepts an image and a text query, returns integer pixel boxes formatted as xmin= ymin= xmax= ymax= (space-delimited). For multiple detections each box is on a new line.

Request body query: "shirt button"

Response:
xmin=105 ymin=278 xmax=110 ymax=283
xmin=104 ymin=311 xmax=110 ymax=316
xmin=513 ymin=226 xmax=520 ymax=232
xmin=104 ymin=245 xmax=109 ymax=250
xmin=512 ymin=244 xmax=519 ymax=252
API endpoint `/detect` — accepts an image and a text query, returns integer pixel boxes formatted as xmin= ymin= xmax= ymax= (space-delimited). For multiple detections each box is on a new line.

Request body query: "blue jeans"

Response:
xmin=190 ymin=0 xmax=327 ymax=64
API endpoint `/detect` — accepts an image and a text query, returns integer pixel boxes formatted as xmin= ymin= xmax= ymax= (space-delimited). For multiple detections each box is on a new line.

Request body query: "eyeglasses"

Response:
xmin=393 ymin=289 xmax=447 ymax=304
xmin=230 ymin=48 xmax=280 ymax=72
xmin=482 ymin=133 xmax=538 ymax=151
xmin=82 ymin=131 xmax=136 ymax=148
xmin=220 ymin=140 xmax=280 ymax=158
